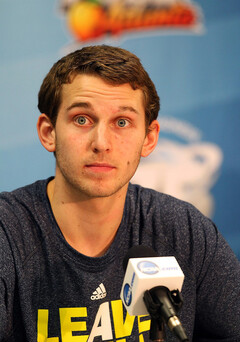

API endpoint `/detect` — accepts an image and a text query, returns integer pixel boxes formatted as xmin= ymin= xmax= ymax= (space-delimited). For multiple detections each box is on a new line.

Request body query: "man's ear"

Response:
xmin=141 ymin=120 xmax=160 ymax=157
xmin=37 ymin=114 xmax=56 ymax=152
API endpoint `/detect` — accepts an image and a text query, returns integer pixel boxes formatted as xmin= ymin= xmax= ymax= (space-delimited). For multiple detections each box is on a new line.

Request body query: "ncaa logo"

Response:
xmin=123 ymin=283 xmax=132 ymax=306
xmin=137 ymin=261 xmax=159 ymax=274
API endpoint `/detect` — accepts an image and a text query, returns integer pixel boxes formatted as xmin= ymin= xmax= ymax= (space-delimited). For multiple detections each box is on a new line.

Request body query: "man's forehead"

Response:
xmin=61 ymin=74 xmax=145 ymax=102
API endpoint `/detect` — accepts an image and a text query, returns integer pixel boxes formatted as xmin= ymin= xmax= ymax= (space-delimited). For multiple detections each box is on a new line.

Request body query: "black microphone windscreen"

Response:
xmin=123 ymin=245 xmax=158 ymax=271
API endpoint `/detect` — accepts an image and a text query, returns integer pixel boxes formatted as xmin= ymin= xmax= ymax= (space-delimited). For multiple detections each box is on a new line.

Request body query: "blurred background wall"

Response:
xmin=0 ymin=0 xmax=239 ymax=258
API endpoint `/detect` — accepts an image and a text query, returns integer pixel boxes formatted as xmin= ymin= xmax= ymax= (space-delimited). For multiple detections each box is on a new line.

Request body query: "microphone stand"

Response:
xmin=149 ymin=316 xmax=165 ymax=342
xmin=143 ymin=286 xmax=189 ymax=342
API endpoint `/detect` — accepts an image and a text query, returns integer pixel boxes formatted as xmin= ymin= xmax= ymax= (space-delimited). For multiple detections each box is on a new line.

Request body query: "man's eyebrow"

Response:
xmin=118 ymin=106 xmax=140 ymax=115
xmin=66 ymin=102 xmax=93 ymax=111
xmin=66 ymin=103 xmax=140 ymax=115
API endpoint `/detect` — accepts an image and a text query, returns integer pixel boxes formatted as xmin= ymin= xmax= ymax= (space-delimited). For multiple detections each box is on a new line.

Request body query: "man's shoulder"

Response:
xmin=128 ymin=182 xmax=196 ymax=213
xmin=0 ymin=178 xmax=53 ymax=263
xmin=0 ymin=178 xmax=51 ymax=226
xmin=0 ymin=178 xmax=50 ymax=205
xmin=127 ymin=182 xmax=216 ymax=251
xmin=127 ymin=183 xmax=223 ymax=283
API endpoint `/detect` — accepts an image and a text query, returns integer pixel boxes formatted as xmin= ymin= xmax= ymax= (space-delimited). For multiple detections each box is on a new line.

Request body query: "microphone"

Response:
xmin=120 ymin=245 xmax=189 ymax=342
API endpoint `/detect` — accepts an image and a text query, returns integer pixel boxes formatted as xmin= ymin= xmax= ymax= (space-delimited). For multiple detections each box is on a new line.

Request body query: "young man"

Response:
xmin=0 ymin=45 xmax=239 ymax=342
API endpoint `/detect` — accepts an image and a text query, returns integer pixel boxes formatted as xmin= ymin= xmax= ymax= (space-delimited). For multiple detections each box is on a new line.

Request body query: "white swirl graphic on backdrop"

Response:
xmin=132 ymin=117 xmax=223 ymax=218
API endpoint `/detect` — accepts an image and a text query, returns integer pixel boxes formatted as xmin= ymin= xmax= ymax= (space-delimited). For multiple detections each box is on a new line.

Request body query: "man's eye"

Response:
xmin=76 ymin=116 xmax=88 ymax=125
xmin=117 ymin=119 xmax=129 ymax=127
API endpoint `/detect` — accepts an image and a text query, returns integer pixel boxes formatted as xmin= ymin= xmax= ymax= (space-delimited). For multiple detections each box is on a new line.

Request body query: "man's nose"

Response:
xmin=91 ymin=123 xmax=112 ymax=153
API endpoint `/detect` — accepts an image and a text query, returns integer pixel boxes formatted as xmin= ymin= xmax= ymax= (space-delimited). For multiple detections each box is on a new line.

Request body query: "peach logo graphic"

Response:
xmin=59 ymin=0 xmax=204 ymax=43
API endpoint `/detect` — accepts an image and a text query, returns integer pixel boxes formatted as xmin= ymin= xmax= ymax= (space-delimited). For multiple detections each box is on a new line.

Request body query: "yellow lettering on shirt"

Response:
xmin=111 ymin=299 xmax=135 ymax=339
xmin=137 ymin=315 xmax=151 ymax=334
xmin=37 ymin=300 xmax=150 ymax=341
xmin=37 ymin=309 xmax=59 ymax=342
xmin=59 ymin=307 xmax=88 ymax=342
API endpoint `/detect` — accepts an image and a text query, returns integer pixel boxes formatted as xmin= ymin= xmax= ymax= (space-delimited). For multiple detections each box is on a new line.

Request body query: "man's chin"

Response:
xmin=82 ymin=186 xmax=126 ymax=199
xmin=74 ymin=180 xmax=129 ymax=200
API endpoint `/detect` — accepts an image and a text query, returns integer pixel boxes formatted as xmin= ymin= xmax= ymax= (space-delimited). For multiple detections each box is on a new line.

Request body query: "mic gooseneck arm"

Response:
xmin=143 ymin=286 xmax=189 ymax=342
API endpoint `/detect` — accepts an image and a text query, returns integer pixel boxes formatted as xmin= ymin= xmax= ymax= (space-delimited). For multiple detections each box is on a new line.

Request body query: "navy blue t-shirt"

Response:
xmin=0 ymin=178 xmax=240 ymax=341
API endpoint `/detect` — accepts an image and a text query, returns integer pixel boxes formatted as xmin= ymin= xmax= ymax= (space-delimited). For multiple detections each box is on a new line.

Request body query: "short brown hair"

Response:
xmin=38 ymin=45 xmax=160 ymax=127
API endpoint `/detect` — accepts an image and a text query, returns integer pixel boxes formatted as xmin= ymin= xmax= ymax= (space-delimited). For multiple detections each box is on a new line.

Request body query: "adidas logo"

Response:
xmin=91 ymin=283 xmax=107 ymax=300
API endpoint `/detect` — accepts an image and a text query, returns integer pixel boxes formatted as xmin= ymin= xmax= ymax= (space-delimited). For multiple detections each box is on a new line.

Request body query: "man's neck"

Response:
xmin=47 ymin=178 xmax=128 ymax=257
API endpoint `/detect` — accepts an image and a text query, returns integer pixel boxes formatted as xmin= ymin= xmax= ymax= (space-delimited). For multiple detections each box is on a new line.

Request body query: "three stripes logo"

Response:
xmin=91 ymin=283 xmax=107 ymax=300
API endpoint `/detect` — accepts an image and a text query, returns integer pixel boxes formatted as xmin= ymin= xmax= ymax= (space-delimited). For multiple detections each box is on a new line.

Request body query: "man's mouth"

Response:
xmin=85 ymin=163 xmax=116 ymax=173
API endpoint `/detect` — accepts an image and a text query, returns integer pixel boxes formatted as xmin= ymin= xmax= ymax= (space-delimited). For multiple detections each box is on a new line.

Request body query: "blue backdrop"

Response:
xmin=1 ymin=0 xmax=239 ymax=258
